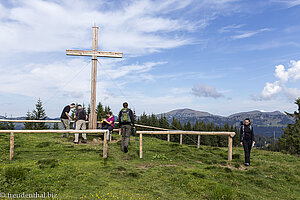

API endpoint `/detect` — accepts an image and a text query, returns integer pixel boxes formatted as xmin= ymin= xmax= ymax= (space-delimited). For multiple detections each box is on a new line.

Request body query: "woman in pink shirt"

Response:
xmin=101 ymin=111 xmax=115 ymax=141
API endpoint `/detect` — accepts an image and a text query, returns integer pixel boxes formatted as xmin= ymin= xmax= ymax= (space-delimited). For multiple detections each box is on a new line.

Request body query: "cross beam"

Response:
xmin=66 ymin=26 xmax=122 ymax=129
xmin=66 ymin=50 xmax=122 ymax=58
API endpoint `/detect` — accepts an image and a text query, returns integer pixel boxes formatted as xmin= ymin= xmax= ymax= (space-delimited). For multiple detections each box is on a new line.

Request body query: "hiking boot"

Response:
xmin=81 ymin=139 xmax=87 ymax=144
xmin=74 ymin=141 xmax=79 ymax=144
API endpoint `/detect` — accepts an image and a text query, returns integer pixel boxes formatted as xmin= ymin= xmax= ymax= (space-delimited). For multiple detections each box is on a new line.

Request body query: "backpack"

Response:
xmin=77 ymin=109 xmax=86 ymax=120
xmin=241 ymin=125 xmax=252 ymax=140
xmin=121 ymin=108 xmax=131 ymax=123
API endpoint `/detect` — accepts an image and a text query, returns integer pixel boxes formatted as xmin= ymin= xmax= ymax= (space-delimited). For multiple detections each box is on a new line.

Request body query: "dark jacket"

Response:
xmin=240 ymin=124 xmax=255 ymax=142
xmin=118 ymin=108 xmax=135 ymax=126
xmin=75 ymin=108 xmax=87 ymax=120
xmin=60 ymin=105 xmax=71 ymax=119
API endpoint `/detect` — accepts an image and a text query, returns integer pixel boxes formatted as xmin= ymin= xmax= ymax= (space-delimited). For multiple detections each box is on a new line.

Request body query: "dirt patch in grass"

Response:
xmin=136 ymin=163 xmax=177 ymax=169
xmin=81 ymin=138 xmax=121 ymax=145
xmin=218 ymin=164 xmax=249 ymax=171
xmin=136 ymin=163 xmax=153 ymax=169
xmin=159 ymin=164 xmax=177 ymax=167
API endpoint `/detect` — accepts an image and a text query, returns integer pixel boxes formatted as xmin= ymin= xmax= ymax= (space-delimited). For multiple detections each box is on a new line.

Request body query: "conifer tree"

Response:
xmin=87 ymin=104 xmax=91 ymax=116
xmin=53 ymin=123 xmax=59 ymax=130
xmin=0 ymin=115 xmax=15 ymax=130
xmin=96 ymin=102 xmax=105 ymax=120
xmin=24 ymin=111 xmax=34 ymax=130
xmin=278 ymin=98 xmax=300 ymax=155
xmin=139 ymin=112 xmax=148 ymax=125
xmin=32 ymin=98 xmax=48 ymax=130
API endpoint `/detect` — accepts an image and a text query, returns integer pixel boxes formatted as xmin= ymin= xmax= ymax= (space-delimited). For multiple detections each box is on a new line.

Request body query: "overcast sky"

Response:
xmin=0 ymin=0 xmax=300 ymax=117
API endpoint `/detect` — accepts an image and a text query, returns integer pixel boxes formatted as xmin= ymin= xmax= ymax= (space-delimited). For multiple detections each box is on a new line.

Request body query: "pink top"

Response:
xmin=107 ymin=116 xmax=115 ymax=127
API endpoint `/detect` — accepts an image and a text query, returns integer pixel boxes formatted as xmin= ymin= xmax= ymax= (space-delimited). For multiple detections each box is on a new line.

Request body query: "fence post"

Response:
xmin=10 ymin=132 xmax=14 ymax=160
xmin=139 ymin=133 xmax=143 ymax=158
xmin=103 ymin=131 xmax=108 ymax=158
xmin=197 ymin=135 xmax=200 ymax=148
xmin=167 ymin=134 xmax=170 ymax=142
xmin=228 ymin=136 xmax=233 ymax=161
xmin=180 ymin=134 xmax=182 ymax=144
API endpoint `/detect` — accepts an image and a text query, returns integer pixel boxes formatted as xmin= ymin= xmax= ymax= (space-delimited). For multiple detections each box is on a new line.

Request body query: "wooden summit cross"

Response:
xmin=66 ymin=26 xmax=122 ymax=129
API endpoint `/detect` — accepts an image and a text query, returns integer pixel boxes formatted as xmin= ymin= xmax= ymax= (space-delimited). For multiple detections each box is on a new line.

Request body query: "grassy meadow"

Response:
xmin=0 ymin=132 xmax=299 ymax=199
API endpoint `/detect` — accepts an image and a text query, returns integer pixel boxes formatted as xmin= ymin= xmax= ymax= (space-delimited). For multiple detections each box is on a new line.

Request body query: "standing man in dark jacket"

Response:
xmin=74 ymin=104 xmax=88 ymax=144
xmin=118 ymin=102 xmax=135 ymax=153
xmin=60 ymin=103 xmax=75 ymax=137
xmin=240 ymin=118 xmax=255 ymax=166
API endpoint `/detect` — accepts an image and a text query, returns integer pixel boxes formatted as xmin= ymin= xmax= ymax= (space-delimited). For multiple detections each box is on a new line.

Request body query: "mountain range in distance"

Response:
xmin=160 ymin=108 xmax=294 ymax=137
xmin=1 ymin=108 xmax=295 ymax=137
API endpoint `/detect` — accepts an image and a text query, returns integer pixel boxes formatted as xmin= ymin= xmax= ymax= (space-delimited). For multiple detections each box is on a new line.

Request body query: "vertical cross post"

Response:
xmin=197 ymin=135 xmax=201 ymax=148
xmin=90 ymin=26 xmax=98 ymax=129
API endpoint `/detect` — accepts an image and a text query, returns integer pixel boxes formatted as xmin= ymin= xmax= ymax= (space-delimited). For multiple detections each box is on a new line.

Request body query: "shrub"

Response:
xmin=4 ymin=166 xmax=27 ymax=181
xmin=36 ymin=159 xmax=58 ymax=169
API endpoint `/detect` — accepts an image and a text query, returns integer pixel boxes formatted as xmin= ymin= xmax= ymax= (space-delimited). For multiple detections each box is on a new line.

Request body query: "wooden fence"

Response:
xmin=0 ymin=129 xmax=110 ymax=160
xmin=137 ymin=131 xmax=236 ymax=161
xmin=0 ymin=119 xmax=169 ymax=131
xmin=0 ymin=120 xmax=236 ymax=161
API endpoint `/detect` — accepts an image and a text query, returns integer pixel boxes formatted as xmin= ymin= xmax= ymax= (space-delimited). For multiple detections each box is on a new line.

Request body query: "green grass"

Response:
xmin=0 ymin=132 xmax=299 ymax=200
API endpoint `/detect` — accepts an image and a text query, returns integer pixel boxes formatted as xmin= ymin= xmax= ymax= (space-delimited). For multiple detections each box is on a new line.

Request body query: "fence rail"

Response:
xmin=0 ymin=119 xmax=168 ymax=130
xmin=1 ymin=120 xmax=236 ymax=161
xmin=137 ymin=131 xmax=236 ymax=161
xmin=0 ymin=129 xmax=110 ymax=160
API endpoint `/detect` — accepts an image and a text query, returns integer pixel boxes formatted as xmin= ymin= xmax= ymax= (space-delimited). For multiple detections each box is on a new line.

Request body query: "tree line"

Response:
xmin=0 ymin=115 xmax=15 ymax=130
xmin=2 ymin=98 xmax=299 ymax=155
xmin=23 ymin=100 xmax=113 ymax=130
xmin=263 ymin=98 xmax=300 ymax=155
xmin=136 ymin=113 xmax=241 ymax=147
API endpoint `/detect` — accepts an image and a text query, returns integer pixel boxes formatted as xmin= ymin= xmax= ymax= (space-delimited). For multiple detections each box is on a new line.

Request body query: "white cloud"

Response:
xmin=0 ymin=0 xmax=247 ymax=117
xmin=191 ymin=83 xmax=224 ymax=99
xmin=0 ymin=58 xmax=166 ymax=106
xmin=284 ymin=87 xmax=300 ymax=100
xmin=219 ymin=24 xmax=245 ymax=33
xmin=288 ymin=60 xmax=300 ymax=81
xmin=275 ymin=64 xmax=289 ymax=82
xmin=274 ymin=60 xmax=300 ymax=82
xmin=261 ymin=81 xmax=282 ymax=100
xmin=0 ymin=0 xmax=197 ymax=55
xmin=100 ymin=61 xmax=167 ymax=80
xmin=258 ymin=60 xmax=300 ymax=101
xmin=271 ymin=0 xmax=300 ymax=8
xmin=232 ymin=28 xmax=271 ymax=39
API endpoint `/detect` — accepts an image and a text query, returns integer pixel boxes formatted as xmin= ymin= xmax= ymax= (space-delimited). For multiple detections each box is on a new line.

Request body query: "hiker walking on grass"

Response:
xmin=240 ymin=118 xmax=255 ymax=166
xmin=100 ymin=111 xmax=115 ymax=141
xmin=74 ymin=104 xmax=88 ymax=144
xmin=118 ymin=102 xmax=135 ymax=153
xmin=60 ymin=103 xmax=75 ymax=137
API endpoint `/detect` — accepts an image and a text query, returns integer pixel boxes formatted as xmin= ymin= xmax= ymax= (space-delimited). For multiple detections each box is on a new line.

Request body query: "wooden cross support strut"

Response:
xmin=66 ymin=26 xmax=122 ymax=129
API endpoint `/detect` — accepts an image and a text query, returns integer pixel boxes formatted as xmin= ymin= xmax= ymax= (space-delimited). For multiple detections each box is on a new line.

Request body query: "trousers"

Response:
xmin=74 ymin=120 xmax=87 ymax=143
xmin=121 ymin=125 xmax=131 ymax=152
xmin=243 ymin=140 xmax=253 ymax=164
